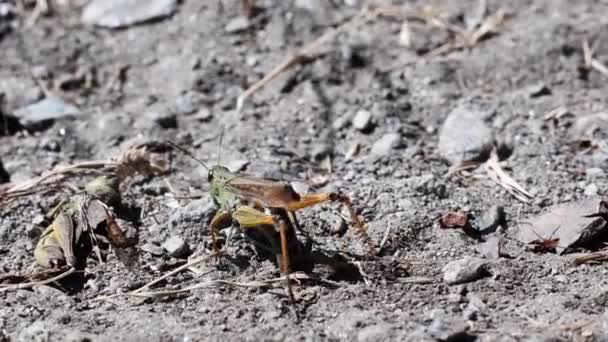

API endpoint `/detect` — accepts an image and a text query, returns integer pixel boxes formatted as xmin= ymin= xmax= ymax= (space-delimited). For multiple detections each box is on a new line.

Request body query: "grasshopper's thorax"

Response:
xmin=209 ymin=165 xmax=241 ymax=211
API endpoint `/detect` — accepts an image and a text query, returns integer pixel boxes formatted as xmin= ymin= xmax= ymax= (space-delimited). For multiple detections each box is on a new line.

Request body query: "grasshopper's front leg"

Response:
xmin=209 ymin=209 xmax=232 ymax=254
xmin=287 ymin=192 xmax=375 ymax=255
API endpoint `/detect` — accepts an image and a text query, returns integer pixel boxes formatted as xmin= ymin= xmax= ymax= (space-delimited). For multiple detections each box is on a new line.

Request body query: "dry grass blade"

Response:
xmin=581 ymin=39 xmax=608 ymax=79
xmin=115 ymin=145 xmax=169 ymax=182
xmin=0 ymin=267 xmax=75 ymax=293
xmin=105 ymin=273 xmax=337 ymax=299
xmin=0 ymin=161 xmax=114 ymax=203
xmin=134 ymin=253 xmax=218 ymax=293
xmin=484 ymin=148 xmax=532 ymax=203
xmin=573 ymin=248 xmax=608 ymax=265
xmin=236 ymin=8 xmax=381 ymax=112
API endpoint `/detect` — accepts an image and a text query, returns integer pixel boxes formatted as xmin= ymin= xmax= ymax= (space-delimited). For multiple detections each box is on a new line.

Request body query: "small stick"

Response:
xmin=236 ymin=9 xmax=380 ymax=112
xmin=0 ymin=267 xmax=75 ymax=292
xmin=133 ymin=253 xmax=217 ymax=293
xmin=484 ymin=148 xmax=533 ymax=203
xmin=377 ymin=223 xmax=393 ymax=254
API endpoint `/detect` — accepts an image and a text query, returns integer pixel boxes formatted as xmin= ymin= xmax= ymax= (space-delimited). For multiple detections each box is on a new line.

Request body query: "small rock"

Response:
xmin=584 ymin=183 xmax=599 ymax=196
xmin=477 ymin=236 xmax=501 ymax=259
xmin=162 ymin=235 xmax=190 ymax=258
xmin=353 ymin=109 xmax=373 ymax=132
xmin=310 ymin=143 xmax=332 ymax=161
xmin=475 ymin=205 xmax=505 ymax=233
xmin=333 ymin=113 xmax=352 ymax=130
xmin=371 ymin=133 xmax=401 ymax=156
xmin=141 ymin=243 xmax=164 ymax=256
xmin=570 ymin=112 xmax=608 ymax=141
xmin=290 ymin=181 xmax=310 ymax=195
xmin=147 ymin=109 xmax=177 ymax=129
xmin=226 ymin=159 xmax=249 ymax=173
xmin=438 ymin=106 xmax=493 ymax=164
xmin=527 ymin=82 xmax=551 ymax=98
xmin=170 ymin=199 xmax=215 ymax=227
xmin=463 ymin=295 xmax=486 ymax=321
xmin=13 ymin=97 xmax=81 ymax=129
xmin=225 ymin=16 xmax=251 ymax=33
xmin=193 ymin=107 xmax=213 ymax=122
xmin=587 ymin=168 xmax=604 ymax=177
xmin=356 ymin=323 xmax=392 ymax=342
xmin=82 ymin=0 xmax=178 ymax=28
xmin=442 ymin=257 xmax=488 ymax=285
xmin=0 ymin=158 xmax=9 ymax=183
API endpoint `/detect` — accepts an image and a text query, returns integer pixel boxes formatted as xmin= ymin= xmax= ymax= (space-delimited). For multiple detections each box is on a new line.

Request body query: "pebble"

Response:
xmin=438 ymin=106 xmax=493 ymax=164
xmin=13 ymin=97 xmax=81 ymax=129
xmin=0 ymin=158 xmax=9 ymax=183
xmin=141 ymin=243 xmax=164 ymax=256
xmin=226 ymin=159 xmax=249 ymax=173
xmin=310 ymin=143 xmax=332 ymax=161
xmin=82 ymin=0 xmax=177 ymax=28
xmin=371 ymin=133 xmax=401 ymax=156
xmin=442 ymin=257 xmax=488 ymax=285
xmin=162 ymin=235 xmax=190 ymax=258
xmin=475 ymin=205 xmax=505 ymax=233
xmin=463 ymin=295 xmax=486 ymax=321
xmin=147 ymin=108 xmax=177 ymax=129
xmin=225 ymin=16 xmax=251 ymax=33
xmin=356 ymin=323 xmax=392 ymax=342
xmin=477 ymin=236 xmax=501 ymax=259
xmin=584 ymin=183 xmax=599 ymax=196
xmin=170 ymin=198 xmax=215 ymax=227
xmin=353 ymin=109 xmax=373 ymax=132
xmin=193 ymin=107 xmax=213 ymax=122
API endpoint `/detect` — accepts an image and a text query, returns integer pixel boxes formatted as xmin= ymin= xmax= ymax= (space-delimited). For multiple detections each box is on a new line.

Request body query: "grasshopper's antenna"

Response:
xmin=216 ymin=127 xmax=225 ymax=166
xmin=168 ymin=140 xmax=209 ymax=171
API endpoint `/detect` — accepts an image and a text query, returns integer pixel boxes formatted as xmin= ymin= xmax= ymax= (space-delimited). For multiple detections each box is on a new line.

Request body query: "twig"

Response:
xmin=377 ymin=223 xmax=392 ymax=254
xmin=236 ymin=8 xmax=380 ymax=113
xmin=582 ymin=39 xmax=608 ymax=79
xmin=396 ymin=276 xmax=435 ymax=284
xmin=134 ymin=253 xmax=218 ymax=293
xmin=484 ymin=148 xmax=532 ymax=203
xmin=97 ymin=273 xmax=338 ymax=300
xmin=0 ymin=267 xmax=75 ymax=292
xmin=573 ymin=248 xmax=608 ymax=265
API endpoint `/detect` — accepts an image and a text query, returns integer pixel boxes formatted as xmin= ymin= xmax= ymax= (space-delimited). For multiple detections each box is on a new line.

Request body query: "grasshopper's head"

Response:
xmin=208 ymin=165 xmax=236 ymax=206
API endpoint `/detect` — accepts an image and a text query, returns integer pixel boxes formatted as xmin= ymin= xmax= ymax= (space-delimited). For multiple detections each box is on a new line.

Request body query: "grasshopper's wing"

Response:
xmin=225 ymin=176 xmax=301 ymax=208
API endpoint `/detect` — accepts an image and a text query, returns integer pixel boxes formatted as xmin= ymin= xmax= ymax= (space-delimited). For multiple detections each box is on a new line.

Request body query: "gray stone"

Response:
xmin=162 ymin=235 xmax=190 ymax=258
xmin=353 ymin=109 xmax=373 ymax=131
xmin=82 ymin=0 xmax=177 ymax=28
xmin=584 ymin=183 xmax=599 ymax=196
xmin=170 ymin=199 xmax=215 ymax=227
xmin=515 ymin=198 xmax=606 ymax=254
xmin=356 ymin=323 xmax=392 ymax=342
xmin=141 ymin=243 xmax=164 ymax=256
xmin=310 ymin=143 xmax=332 ymax=160
xmin=475 ymin=205 xmax=505 ymax=233
xmin=438 ymin=106 xmax=494 ymax=164
xmin=226 ymin=159 xmax=249 ymax=173
xmin=0 ymin=158 xmax=9 ymax=183
xmin=478 ymin=236 xmax=501 ymax=259
xmin=225 ymin=16 xmax=251 ymax=33
xmin=442 ymin=257 xmax=488 ymax=285
xmin=13 ymin=97 xmax=81 ymax=128
xmin=371 ymin=133 xmax=401 ymax=156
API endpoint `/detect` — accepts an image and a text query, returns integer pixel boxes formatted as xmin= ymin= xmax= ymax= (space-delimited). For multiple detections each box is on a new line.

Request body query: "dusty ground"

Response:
xmin=2 ymin=0 xmax=608 ymax=341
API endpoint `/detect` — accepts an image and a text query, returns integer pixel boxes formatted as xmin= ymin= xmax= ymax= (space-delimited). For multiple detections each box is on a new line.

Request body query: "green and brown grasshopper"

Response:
xmin=34 ymin=176 xmax=132 ymax=269
xmin=169 ymin=142 xmax=375 ymax=293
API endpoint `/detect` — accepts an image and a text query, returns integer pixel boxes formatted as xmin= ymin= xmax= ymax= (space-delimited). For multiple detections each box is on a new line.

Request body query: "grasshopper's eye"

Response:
xmin=208 ymin=170 xmax=214 ymax=182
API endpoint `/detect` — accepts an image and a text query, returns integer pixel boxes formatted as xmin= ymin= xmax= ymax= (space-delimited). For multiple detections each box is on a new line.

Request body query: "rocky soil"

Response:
xmin=1 ymin=0 xmax=608 ymax=341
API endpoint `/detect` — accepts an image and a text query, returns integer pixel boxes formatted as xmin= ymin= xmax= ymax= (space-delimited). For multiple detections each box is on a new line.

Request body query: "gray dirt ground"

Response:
xmin=2 ymin=0 xmax=608 ymax=341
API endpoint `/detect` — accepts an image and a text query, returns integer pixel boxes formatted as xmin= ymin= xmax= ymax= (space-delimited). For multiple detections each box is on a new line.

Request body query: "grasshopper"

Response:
xmin=34 ymin=176 xmax=130 ymax=269
xmin=169 ymin=142 xmax=375 ymax=291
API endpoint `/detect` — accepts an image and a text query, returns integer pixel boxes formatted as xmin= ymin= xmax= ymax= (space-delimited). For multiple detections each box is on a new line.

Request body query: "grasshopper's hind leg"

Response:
xmin=287 ymin=193 xmax=375 ymax=255
xmin=232 ymin=206 xmax=297 ymax=301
